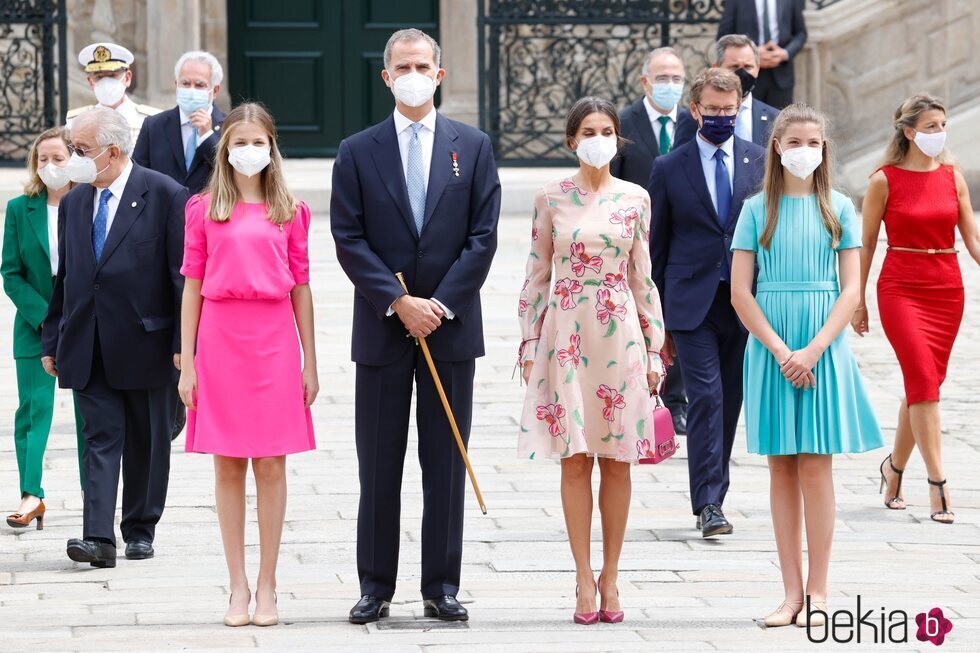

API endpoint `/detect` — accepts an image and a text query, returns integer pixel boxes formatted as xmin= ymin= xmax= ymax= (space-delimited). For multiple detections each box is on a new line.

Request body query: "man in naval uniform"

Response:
xmin=66 ymin=43 xmax=160 ymax=147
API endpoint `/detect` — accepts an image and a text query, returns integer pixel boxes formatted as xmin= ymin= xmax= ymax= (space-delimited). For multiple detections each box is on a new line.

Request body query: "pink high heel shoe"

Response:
xmin=573 ymin=581 xmax=599 ymax=625
xmin=597 ymin=574 xmax=624 ymax=623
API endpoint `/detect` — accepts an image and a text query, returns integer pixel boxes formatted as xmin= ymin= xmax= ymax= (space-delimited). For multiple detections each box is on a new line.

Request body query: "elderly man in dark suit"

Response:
xmin=331 ymin=29 xmax=500 ymax=624
xmin=132 ymin=50 xmax=224 ymax=440
xmin=612 ymin=45 xmax=696 ymax=435
xmin=649 ymin=69 xmax=765 ymax=539
xmin=717 ymin=0 xmax=807 ymax=109
xmin=675 ymin=35 xmax=779 ymax=149
xmin=42 ymin=107 xmax=187 ymax=568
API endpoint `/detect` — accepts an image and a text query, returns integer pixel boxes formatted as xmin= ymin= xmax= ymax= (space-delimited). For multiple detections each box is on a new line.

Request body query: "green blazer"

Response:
xmin=2 ymin=191 xmax=55 ymax=358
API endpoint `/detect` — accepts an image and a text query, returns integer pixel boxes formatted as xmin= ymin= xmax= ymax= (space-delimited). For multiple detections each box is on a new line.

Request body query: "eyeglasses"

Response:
xmin=67 ymin=144 xmax=105 ymax=157
xmin=653 ymin=75 xmax=685 ymax=85
xmin=697 ymin=103 xmax=739 ymax=117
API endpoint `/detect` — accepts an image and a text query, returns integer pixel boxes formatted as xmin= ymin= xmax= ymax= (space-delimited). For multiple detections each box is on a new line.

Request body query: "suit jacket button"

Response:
xmin=715 ymin=262 xmax=722 ymax=269
xmin=93 ymin=283 xmax=101 ymax=290
xmin=417 ymin=250 xmax=424 ymax=259
xmin=90 ymin=314 xmax=96 ymax=320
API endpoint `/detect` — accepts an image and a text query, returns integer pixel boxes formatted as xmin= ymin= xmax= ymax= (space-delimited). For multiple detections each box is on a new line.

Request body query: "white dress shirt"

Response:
xmin=180 ymin=104 xmax=214 ymax=153
xmin=91 ymin=158 xmax=134 ymax=236
xmin=755 ymin=0 xmax=780 ymax=44
xmin=46 ymin=204 xmax=59 ymax=275
xmin=393 ymin=107 xmax=436 ymax=192
xmin=695 ymin=134 xmax=735 ymax=215
xmin=386 ymin=108 xmax=454 ymax=319
xmin=643 ymin=97 xmax=678 ymax=152
xmin=735 ymin=92 xmax=753 ymax=142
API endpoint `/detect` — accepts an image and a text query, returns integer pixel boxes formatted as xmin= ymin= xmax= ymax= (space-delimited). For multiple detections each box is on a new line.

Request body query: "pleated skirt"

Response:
xmin=743 ymin=282 xmax=884 ymax=456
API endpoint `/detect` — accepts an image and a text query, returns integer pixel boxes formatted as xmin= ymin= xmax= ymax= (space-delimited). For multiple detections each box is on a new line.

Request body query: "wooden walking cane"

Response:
xmin=395 ymin=272 xmax=488 ymax=515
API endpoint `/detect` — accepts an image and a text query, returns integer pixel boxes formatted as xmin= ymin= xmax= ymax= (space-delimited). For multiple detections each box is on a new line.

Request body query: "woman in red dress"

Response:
xmin=853 ymin=94 xmax=980 ymax=524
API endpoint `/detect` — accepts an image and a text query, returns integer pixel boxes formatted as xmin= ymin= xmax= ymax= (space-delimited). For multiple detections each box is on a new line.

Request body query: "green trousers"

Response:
xmin=13 ymin=356 xmax=85 ymax=499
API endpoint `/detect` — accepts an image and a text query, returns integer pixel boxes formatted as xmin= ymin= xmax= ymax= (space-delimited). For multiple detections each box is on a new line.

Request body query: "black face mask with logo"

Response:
xmin=733 ymin=67 xmax=757 ymax=98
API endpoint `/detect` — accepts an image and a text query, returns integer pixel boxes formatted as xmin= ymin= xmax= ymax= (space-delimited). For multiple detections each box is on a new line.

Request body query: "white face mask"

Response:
xmin=913 ymin=130 xmax=946 ymax=158
xmin=93 ymin=76 xmax=127 ymax=106
xmin=779 ymin=145 xmax=823 ymax=180
xmin=38 ymin=162 xmax=72 ymax=191
xmin=391 ymin=72 xmax=437 ymax=108
xmin=228 ymin=145 xmax=272 ymax=178
xmin=575 ymin=135 xmax=618 ymax=169
xmin=65 ymin=149 xmax=108 ymax=184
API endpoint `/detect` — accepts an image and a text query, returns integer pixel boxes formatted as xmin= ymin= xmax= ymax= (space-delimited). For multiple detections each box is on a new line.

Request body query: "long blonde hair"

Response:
xmin=206 ymin=102 xmax=294 ymax=224
xmin=760 ymin=103 xmax=841 ymax=250
xmin=879 ymin=93 xmax=951 ymax=169
xmin=24 ymin=127 xmax=72 ymax=197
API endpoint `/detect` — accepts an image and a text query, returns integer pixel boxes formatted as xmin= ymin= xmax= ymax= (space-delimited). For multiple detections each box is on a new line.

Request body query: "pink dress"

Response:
xmin=518 ymin=178 xmax=666 ymax=463
xmin=181 ymin=194 xmax=315 ymax=458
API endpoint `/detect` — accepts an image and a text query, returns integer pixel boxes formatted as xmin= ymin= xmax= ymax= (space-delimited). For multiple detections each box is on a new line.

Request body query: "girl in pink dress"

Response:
xmin=177 ymin=103 xmax=318 ymax=627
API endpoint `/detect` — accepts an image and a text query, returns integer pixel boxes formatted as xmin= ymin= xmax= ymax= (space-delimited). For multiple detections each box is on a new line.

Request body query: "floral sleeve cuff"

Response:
xmin=519 ymin=338 xmax=539 ymax=365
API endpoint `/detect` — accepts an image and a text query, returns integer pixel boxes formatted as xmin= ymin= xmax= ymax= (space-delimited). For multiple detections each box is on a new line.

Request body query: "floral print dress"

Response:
xmin=518 ymin=178 xmax=666 ymax=463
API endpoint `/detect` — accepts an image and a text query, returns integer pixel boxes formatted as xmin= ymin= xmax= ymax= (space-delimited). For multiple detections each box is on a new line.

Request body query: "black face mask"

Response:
xmin=734 ymin=67 xmax=757 ymax=98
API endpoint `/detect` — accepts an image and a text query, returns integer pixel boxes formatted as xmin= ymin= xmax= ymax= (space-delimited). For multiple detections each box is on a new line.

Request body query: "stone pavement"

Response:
xmin=1 ymin=209 xmax=978 ymax=653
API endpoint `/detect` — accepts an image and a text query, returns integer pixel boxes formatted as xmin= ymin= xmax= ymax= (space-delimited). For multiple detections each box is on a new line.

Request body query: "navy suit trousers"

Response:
xmin=670 ymin=283 xmax=746 ymax=515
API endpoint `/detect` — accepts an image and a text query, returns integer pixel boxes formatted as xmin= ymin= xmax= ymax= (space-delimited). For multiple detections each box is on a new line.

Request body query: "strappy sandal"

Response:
xmin=879 ymin=455 xmax=905 ymax=509
xmin=928 ymin=478 xmax=955 ymax=524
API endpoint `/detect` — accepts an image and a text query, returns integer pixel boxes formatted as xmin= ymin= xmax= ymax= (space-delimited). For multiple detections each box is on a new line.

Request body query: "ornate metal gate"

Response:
xmin=0 ymin=0 xmax=68 ymax=165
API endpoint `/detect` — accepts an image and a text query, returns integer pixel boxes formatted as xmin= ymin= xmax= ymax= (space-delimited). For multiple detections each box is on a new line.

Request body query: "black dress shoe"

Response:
xmin=696 ymin=504 xmax=733 ymax=538
xmin=171 ymin=403 xmax=187 ymax=441
xmin=125 ymin=540 xmax=154 ymax=560
xmin=67 ymin=538 xmax=116 ymax=568
xmin=349 ymin=595 xmax=390 ymax=624
xmin=423 ymin=595 xmax=469 ymax=621
xmin=671 ymin=411 xmax=687 ymax=436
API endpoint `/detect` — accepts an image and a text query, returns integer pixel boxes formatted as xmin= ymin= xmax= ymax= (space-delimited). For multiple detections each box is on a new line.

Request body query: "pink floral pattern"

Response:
xmin=518 ymin=180 xmax=666 ymax=463
xmin=536 ymin=403 xmax=567 ymax=437
xmin=554 ymin=277 xmax=584 ymax=310
xmin=610 ymin=207 xmax=639 ymax=239
xmin=603 ymin=260 xmax=629 ymax=292
xmin=570 ymin=242 xmax=603 ymax=276
xmin=595 ymin=289 xmax=628 ymax=324
xmin=556 ymin=334 xmax=581 ymax=368
xmin=596 ymin=385 xmax=626 ymax=422
xmin=518 ymin=279 xmax=529 ymax=316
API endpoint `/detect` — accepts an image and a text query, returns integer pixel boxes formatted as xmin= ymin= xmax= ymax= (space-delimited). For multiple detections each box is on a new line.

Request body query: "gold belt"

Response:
xmin=886 ymin=246 xmax=958 ymax=254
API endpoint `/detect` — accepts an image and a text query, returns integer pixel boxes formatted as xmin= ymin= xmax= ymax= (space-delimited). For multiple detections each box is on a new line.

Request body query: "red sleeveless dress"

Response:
xmin=877 ymin=165 xmax=964 ymax=404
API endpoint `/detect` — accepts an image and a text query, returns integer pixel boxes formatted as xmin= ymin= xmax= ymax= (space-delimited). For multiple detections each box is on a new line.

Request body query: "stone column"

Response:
xmin=438 ymin=0 xmax=480 ymax=127
xmin=145 ymin=0 xmax=202 ymax=108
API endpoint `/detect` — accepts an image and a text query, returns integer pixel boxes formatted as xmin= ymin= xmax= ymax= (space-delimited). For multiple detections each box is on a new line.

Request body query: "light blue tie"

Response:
xmin=184 ymin=127 xmax=198 ymax=171
xmin=92 ymin=188 xmax=112 ymax=260
xmin=406 ymin=122 xmax=426 ymax=234
xmin=735 ymin=107 xmax=751 ymax=141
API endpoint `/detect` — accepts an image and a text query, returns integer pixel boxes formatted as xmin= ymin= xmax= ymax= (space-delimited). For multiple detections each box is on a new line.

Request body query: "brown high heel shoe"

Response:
xmin=6 ymin=500 xmax=45 ymax=529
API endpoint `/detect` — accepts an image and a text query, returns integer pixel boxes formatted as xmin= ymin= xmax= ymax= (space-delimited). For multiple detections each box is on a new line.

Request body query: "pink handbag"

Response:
xmin=636 ymin=389 xmax=677 ymax=465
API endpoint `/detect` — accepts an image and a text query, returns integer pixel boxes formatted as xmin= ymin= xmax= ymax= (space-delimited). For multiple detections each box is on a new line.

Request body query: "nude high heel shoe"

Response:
xmin=796 ymin=600 xmax=828 ymax=628
xmin=223 ymin=590 xmax=251 ymax=627
xmin=251 ymin=592 xmax=278 ymax=627
xmin=761 ymin=600 xmax=803 ymax=627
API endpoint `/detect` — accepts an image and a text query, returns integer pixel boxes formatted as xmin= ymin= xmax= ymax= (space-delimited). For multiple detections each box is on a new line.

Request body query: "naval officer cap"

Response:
xmin=78 ymin=42 xmax=133 ymax=73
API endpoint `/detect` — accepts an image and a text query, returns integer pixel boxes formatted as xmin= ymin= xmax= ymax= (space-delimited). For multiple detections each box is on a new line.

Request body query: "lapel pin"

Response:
xmin=451 ymin=151 xmax=460 ymax=177
xmin=743 ymin=157 xmax=749 ymax=164
xmin=131 ymin=201 xmax=137 ymax=207
xmin=761 ymin=115 xmax=768 ymax=121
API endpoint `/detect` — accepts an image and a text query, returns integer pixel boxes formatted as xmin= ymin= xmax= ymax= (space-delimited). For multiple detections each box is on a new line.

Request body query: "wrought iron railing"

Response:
xmin=479 ymin=0 xmax=847 ymax=165
xmin=0 ymin=0 xmax=67 ymax=165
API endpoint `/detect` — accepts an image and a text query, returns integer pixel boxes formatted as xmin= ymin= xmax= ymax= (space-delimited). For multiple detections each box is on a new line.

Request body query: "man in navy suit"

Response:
xmin=718 ymin=0 xmax=807 ymax=108
xmin=674 ymin=36 xmax=779 ymax=149
xmin=133 ymin=51 xmax=225 ymax=196
xmin=612 ymin=45 xmax=696 ymax=435
xmin=133 ymin=50 xmax=224 ymax=440
xmin=331 ymin=29 xmax=500 ymax=624
xmin=649 ymin=69 xmax=764 ymax=538
xmin=41 ymin=108 xmax=187 ymax=567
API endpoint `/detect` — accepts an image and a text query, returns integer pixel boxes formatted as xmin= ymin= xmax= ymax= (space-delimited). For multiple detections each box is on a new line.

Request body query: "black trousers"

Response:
xmin=670 ymin=284 xmax=747 ymax=515
xmin=355 ymin=345 xmax=474 ymax=602
xmin=755 ymin=68 xmax=794 ymax=109
xmin=74 ymin=340 xmax=176 ymax=544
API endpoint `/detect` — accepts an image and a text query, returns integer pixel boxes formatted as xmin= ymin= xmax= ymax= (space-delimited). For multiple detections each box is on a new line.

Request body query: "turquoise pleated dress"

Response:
xmin=731 ymin=191 xmax=884 ymax=456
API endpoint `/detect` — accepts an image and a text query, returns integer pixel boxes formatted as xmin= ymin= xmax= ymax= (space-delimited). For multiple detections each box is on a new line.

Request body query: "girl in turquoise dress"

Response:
xmin=730 ymin=104 xmax=883 ymax=629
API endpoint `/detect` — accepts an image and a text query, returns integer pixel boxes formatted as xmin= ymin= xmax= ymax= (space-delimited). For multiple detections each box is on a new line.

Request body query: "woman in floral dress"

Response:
xmin=518 ymin=97 xmax=666 ymax=624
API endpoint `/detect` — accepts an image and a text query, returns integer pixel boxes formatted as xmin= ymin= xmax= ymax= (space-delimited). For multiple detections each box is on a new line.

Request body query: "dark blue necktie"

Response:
xmin=92 ymin=188 xmax=112 ymax=260
xmin=714 ymin=148 xmax=732 ymax=228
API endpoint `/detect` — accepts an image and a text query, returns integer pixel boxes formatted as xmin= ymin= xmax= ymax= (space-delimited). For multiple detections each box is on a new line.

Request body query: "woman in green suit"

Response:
xmin=2 ymin=127 xmax=84 ymax=529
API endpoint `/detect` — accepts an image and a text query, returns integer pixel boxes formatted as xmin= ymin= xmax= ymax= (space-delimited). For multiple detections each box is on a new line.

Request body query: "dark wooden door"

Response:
xmin=227 ymin=0 xmax=439 ymax=157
